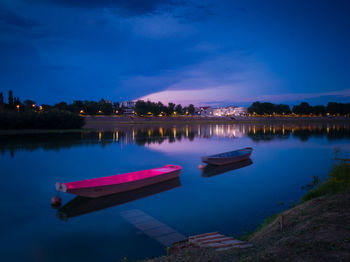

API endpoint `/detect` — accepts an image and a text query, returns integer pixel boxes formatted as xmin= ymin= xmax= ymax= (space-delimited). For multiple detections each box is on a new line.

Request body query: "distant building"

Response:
xmin=213 ymin=106 xmax=248 ymax=117
xmin=196 ymin=106 xmax=214 ymax=117
xmin=123 ymin=108 xmax=135 ymax=115
xmin=121 ymin=101 xmax=135 ymax=115
xmin=233 ymin=107 xmax=248 ymax=116
xmin=122 ymin=101 xmax=135 ymax=108
xmin=213 ymin=106 xmax=235 ymax=117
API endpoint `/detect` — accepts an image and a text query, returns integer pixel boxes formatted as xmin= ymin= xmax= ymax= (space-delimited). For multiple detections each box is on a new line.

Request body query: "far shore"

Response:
xmin=0 ymin=115 xmax=349 ymax=135
xmin=83 ymin=115 xmax=350 ymax=128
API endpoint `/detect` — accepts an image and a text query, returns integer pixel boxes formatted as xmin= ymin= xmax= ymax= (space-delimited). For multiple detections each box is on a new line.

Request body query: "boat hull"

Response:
xmin=202 ymin=158 xmax=253 ymax=177
xmin=56 ymin=165 xmax=181 ymax=198
xmin=57 ymin=178 xmax=181 ymax=221
xmin=201 ymin=147 xmax=253 ymax=166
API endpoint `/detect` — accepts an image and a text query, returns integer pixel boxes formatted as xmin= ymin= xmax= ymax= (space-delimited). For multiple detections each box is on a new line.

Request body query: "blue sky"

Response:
xmin=0 ymin=0 xmax=349 ymax=106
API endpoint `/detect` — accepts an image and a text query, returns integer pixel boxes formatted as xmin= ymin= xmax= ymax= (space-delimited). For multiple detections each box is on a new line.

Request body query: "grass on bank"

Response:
xmin=244 ymin=161 xmax=350 ymax=239
xmin=301 ymin=161 xmax=350 ymax=202
xmin=239 ymin=161 xmax=350 ymax=241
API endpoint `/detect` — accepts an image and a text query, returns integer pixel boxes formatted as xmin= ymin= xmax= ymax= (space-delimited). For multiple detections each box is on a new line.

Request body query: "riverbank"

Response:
xmin=145 ymin=162 xmax=350 ymax=262
xmin=84 ymin=115 xmax=350 ymax=129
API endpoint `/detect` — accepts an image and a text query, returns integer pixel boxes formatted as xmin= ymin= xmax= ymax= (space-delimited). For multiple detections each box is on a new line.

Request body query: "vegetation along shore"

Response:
xmin=143 ymin=160 xmax=350 ymax=262
xmin=0 ymin=90 xmax=349 ymax=129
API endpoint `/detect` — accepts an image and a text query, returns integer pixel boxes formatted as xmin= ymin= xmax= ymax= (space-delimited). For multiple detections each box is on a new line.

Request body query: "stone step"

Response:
xmin=199 ymin=237 xmax=235 ymax=245
xmin=189 ymin=232 xmax=219 ymax=240
xmin=189 ymin=234 xmax=225 ymax=243
xmin=189 ymin=231 xmax=253 ymax=251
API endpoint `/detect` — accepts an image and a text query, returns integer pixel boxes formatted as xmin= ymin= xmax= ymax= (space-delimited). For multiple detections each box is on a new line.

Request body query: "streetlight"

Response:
xmin=16 ymin=104 xmax=20 ymax=112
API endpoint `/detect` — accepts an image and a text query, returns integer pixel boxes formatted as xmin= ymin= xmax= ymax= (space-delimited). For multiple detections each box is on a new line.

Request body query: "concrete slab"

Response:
xmin=143 ymin=225 xmax=175 ymax=238
xmin=156 ymin=232 xmax=187 ymax=247
xmin=120 ymin=209 xmax=186 ymax=247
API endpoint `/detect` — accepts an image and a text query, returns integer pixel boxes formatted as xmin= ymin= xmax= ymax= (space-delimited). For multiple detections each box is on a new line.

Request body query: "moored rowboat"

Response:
xmin=57 ymin=178 xmax=181 ymax=221
xmin=56 ymin=164 xmax=182 ymax=198
xmin=201 ymin=147 xmax=253 ymax=166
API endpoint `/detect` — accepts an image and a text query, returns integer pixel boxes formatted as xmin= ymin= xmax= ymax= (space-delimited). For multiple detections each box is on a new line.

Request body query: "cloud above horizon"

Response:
xmin=139 ymin=88 xmax=350 ymax=106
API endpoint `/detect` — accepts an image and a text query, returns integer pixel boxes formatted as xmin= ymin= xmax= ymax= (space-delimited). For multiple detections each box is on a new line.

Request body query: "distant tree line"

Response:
xmin=134 ymin=100 xmax=195 ymax=116
xmin=0 ymin=90 xmax=85 ymax=129
xmin=248 ymin=101 xmax=350 ymax=116
xmin=0 ymin=91 xmax=196 ymax=116
xmin=0 ymin=91 xmax=121 ymax=115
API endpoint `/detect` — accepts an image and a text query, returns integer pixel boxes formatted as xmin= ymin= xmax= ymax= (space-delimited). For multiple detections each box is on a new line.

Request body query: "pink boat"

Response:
xmin=56 ymin=164 xmax=182 ymax=198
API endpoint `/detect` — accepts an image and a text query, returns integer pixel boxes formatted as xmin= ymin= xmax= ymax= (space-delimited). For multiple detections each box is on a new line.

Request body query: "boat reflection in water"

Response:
xmin=201 ymin=159 xmax=253 ymax=178
xmin=57 ymin=177 xmax=181 ymax=221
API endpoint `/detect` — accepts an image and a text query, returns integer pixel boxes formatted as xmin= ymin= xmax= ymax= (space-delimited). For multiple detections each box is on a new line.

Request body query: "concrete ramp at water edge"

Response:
xmin=120 ymin=209 xmax=187 ymax=247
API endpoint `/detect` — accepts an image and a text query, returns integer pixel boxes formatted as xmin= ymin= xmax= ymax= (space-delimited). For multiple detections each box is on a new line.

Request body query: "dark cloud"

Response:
xmin=0 ymin=6 xmax=39 ymax=28
xmin=33 ymin=0 xmax=184 ymax=16
xmin=28 ymin=0 xmax=214 ymax=22
xmin=173 ymin=4 xmax=214 ymax=22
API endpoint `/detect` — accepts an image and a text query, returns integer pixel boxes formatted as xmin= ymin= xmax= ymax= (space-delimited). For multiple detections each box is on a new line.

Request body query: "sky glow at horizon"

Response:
xmin=0 ymin=0 xmax=350 ymax=106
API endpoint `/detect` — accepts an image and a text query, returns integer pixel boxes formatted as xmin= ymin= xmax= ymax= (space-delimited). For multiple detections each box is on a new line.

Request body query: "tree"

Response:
xmin=153 ymin=101 xmax=165 ymax=115
xmin=0 ymin=92 xmax=3 ymax=104
xmin=135 ymin=100 xmax=148 ymax=115
xmin=84 ymin=101 xmax=99 ymax=115
xmin=166 ymin=103 xmax=175 ymax=115
xmin=183 ymin=106 xmax=189 ymax=115
xmin=113 ymin=102 xmax=120 ymax=114
xmin=8 ymin=90 xmax=13 ymax=105
xmin=292 ymin=102 xmax=312 ymax=115
xmin=261 ymin=102 xmax=275 ymax=114
xmin=69 ymin=100 xmax=84 ymax=113
xmin=275 ymin=104 xmax=291 ymax=115
xmin=326 ymin=102 xmax=350 ymax=115
xmin=54 ymin=102 xmax=68 ymax=111
xmin=41 ymin=104 xmax=52 ymax=111
xmin=188 ymin=104 xmax=195 ymax=115
xmin=175 ymin=104 xmax=182 ymax=114
xmin=312 ymin=105 xmax=326 ymax=115
xmin=248 ymin=101 xmax=262 ymax=115
xmin=24 ymin=100 xmax=36 ymax=110
xmin=100 ymin=102 xmax=113 ymax=115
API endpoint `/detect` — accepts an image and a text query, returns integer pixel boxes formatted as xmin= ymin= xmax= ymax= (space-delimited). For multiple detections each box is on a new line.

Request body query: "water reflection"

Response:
xmin=57 ymin=178 xmax=181 ymax=221
xmin=1 ymin=122 xmax=350 ymax=156
xmin=201 ymin=159 xmax=253 ymax=178
xmin=1 ymin=122 xmax=350 ymax=262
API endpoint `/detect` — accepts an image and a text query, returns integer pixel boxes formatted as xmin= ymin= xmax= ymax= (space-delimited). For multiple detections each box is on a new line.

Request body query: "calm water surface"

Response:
xmin=1 ymin=123 xmax=350 ymax=261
